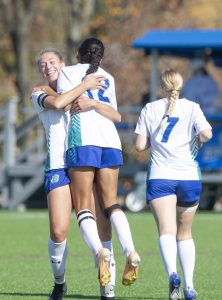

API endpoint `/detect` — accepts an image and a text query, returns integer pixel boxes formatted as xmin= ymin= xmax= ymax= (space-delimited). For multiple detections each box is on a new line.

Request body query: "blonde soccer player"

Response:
xmin=135 ymin=69 xmax=212 ymax=300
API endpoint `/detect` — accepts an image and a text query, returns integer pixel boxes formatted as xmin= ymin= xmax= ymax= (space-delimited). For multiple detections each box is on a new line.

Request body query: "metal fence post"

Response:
xmin=2 ymin=97 xmax=18 ymax=207
xmin=3 ymin=96 xmax=18 ymax=167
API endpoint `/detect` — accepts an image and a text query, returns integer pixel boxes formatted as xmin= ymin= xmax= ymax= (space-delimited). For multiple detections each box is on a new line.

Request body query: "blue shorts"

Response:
xmin=66 ymin=146 xmax=123 ymax=169
xmin=147 ymin=179 xmax=202 ymax=206
xmin=44 ymin=168 xmax=70 ymax=195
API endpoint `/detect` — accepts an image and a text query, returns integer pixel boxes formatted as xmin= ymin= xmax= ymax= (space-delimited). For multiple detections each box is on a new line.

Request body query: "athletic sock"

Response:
xmin=159 ymin=234 xmax=177 ymax=276
xmin=177 ymin=239 xmax=195 ymax=289
xmin=110 ymin=210 xmax=135 ymax=258
xmin=102 ymin=240 xmax=116 ymax=287
xmin=48 ymin=238 xmax=67 ymax=284
xmin=77 ymin=210 xmax=103 ymax=256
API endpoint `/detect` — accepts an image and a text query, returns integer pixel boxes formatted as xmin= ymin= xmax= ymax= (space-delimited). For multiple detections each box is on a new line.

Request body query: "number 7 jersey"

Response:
xmin=135 ymin=98 xmax=212 ymax=180
xmin=57 ymin=63 xmax=121 ymax=151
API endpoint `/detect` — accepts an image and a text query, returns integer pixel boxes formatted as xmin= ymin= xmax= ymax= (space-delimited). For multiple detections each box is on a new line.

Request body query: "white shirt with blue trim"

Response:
xmin=135 ymin=98 xmax=212 ymax=180
xmin=57 ymin=63 xmax=122 ymax=150
xmin=32 ymin=91 xmax=69 ymax=171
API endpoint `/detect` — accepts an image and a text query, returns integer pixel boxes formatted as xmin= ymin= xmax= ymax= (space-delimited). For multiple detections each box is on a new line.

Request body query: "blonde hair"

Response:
xmin=36 ymin=48 xmax=64 ymax=69
xmin=160 ymin=69 xmax=183 ymax=128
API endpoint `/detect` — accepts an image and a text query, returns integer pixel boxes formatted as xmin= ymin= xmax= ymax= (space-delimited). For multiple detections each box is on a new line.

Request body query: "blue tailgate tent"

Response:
xmin=132 ymin=29 xmax=222 ymax=171
xmin=132 ymin=29 xmax=222 ymax=101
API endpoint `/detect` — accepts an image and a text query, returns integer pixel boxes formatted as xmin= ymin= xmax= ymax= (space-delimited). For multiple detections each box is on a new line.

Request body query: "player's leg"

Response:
xmin=95 ymin=166 xmax=140 ymax=286
xmin=176 ymin=180 xmax=200 ymax=300
xmin=93 ymin=185 xmax=116 ymax=299
xmin=46 ymin=169 xmax=72 ymax=300
xmin=69 ymin=167 xmax=111 ymax=286
xmin=148 ymin=179 xmax=181 ymax=300
xmin=150 ymin=195 xmax=181 ymax=300
xmin=150 ymin=195 xmax=178 ymax=274
xmin=177 ymin=206 xmax=198 ymax=300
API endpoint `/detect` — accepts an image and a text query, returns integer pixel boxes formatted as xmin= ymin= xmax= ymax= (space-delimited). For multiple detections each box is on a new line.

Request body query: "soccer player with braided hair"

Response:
xmin=135 ymin=69 xmax=212 ymax=300
xmin=57 ymin=38 xmax=140 ymax=300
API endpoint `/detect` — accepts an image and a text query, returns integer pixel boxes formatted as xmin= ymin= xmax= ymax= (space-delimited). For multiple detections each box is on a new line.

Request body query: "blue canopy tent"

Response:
xmin=132 ymin=29 xmax=222 ymax=171
xmin=132 ymin=29 xmax=222 ymax=101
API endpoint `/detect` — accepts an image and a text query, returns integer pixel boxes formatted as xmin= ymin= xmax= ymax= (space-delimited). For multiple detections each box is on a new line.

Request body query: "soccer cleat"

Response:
xmin=184 ymin=287 xmax=197 ymax=300
xmin=122 ymin=251 xmax=140 ymax=286
xmin=169 ymin=273 xmax=181 ymax=300
xmin=100 ymin=284 xmax=115 ymax=299
xmin=49 ymin=282 xmax=67 ymax=300
xmin=98 ymin=248 xmax=111 ymax=286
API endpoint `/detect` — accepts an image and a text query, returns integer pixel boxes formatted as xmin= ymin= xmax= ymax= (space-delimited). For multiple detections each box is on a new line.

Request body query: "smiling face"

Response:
xmin=38 ymin=52 xmax=65 ymax=89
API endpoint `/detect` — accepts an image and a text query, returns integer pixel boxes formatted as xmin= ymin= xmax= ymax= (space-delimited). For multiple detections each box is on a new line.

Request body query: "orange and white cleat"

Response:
xmin=98 ymin=248 xmax=111 ymax=286
xmin=122 ymin=251 xmax=140 ymax=286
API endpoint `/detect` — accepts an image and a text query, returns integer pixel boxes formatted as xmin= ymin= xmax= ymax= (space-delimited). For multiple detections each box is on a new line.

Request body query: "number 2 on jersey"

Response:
xmin=86 ymin=79 xmax=110 ymax=103
xmin=161 ymin=117 xmax=179 ymax=143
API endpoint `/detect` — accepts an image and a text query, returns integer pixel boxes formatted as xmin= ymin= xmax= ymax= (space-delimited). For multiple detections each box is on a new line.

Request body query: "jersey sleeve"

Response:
xmin=57 ymin=67 xmax=75 ymax=94
xmin=31 ymin=91 xmax=49 ymax=114
xmin=193 ymin=103 xmax=212 ymax=134
xmin=135 ymin=105 xmax=149 ymax=136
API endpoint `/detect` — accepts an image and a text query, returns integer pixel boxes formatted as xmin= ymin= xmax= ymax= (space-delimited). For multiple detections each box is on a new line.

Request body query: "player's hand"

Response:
xmin=71 ymin=96 xmax=95 ymax=113
xmin=83 ymin=74 xmax=107 ymax=91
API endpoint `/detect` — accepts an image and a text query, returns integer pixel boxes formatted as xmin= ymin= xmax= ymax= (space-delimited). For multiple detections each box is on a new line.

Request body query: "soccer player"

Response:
xmin=135 ymin=69 xmax=212 ymax=300
xmin=32 ymin=48 xmax=119 ymax=300
xmin=57 ymin=38 xmax=141 ymax=291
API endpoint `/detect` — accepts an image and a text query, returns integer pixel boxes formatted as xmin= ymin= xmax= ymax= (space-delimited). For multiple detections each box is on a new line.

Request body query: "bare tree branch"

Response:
xmin=66 ymin=0 xmax=95 ymax=64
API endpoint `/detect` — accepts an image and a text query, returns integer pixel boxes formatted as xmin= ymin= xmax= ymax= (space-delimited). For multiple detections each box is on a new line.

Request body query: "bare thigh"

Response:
xmin=47 ymin=185 xmax=72 ymax=242
xmin=176 ymin=205 xmax=198 ymax=241
xmin=69 ymin=167 xmax=95 ymax=213
xmin=149 ymin=195 xmax=177 ymax=236
xmin=95 ymin=167 xmax=119 ymax=209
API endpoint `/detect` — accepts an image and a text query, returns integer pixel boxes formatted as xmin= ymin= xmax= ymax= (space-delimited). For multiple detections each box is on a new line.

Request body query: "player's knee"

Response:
xmin=104 ymin=203 xmax=123 ymax=219
xmin=51 ymin=227 xmax=68 ymax=243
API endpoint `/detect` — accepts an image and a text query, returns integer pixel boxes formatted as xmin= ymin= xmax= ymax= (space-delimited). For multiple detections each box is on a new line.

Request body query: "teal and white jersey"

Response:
xmin=135 ymin=98 xmax=212 ymax=180
xmin=57 ymin=63 xmax=121 ymax=150
xmin=31 ymin=91 xmax=70 ymax=171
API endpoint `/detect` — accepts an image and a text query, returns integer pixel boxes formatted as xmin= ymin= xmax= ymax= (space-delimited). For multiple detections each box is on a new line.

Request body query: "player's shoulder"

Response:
xmin=144 ymin=98 xmax=167 ymax=111
xmin=179 ymin=98 xmax=200 ymax=109
xmin=60 ymin=64 xmax=78 ymax=74
xmin=97 ymin=67 xmax=114 ymax=81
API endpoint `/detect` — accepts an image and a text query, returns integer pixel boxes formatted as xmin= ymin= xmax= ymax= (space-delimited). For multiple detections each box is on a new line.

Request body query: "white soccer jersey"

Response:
xmin=57 ymin=63 xmax=122 ymax=150
xmin=135 ymin=98 xmax=212 ymax=180
xmin=32 ymin=91 xmax=70 ymax=171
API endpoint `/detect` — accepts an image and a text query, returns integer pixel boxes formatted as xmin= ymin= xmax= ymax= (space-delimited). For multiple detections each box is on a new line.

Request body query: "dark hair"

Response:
xmin=37 ymin=48 xmax=64 ymax=67
xmin=78 ymin=38 xmax=104 ymax=75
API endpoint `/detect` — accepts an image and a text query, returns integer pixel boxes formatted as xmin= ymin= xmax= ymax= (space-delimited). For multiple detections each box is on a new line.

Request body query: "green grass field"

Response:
xmin=0 ymin=210 xmax=221 ymax=299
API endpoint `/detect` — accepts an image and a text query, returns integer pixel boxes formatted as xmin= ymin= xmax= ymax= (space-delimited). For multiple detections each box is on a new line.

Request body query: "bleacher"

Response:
xmin=0 ymin=97 xmax=45 ymax=209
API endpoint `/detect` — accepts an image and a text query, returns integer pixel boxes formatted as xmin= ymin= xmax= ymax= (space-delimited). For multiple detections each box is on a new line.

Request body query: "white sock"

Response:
xmin=177 ymin=239 xmax=195 ymax=289
xmin=102 ymin=240 xmax=116 ymax=287
xmin=159 ymin=234 xmax=177 ymax=276
xmin=77 ymin=210 xmax=103 ymax=256
xmin=48 ymin=238 xmax=67 ymax=284
xmin=110 ymin=210 xmax=135 ymax=257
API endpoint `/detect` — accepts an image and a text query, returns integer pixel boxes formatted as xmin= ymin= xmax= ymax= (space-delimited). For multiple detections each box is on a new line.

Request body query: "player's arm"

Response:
xmin=72 ymin=96 xmax=121 ymax=122
xmin=198 ymin=129 xmax=212 ymax=143
xmin=135 ymin=134 xmax=150 ymax=151
xmin=34 ymin=74 xmax=106 ymax=110
xmin=193 ymin=104 xmax=213 ymax=145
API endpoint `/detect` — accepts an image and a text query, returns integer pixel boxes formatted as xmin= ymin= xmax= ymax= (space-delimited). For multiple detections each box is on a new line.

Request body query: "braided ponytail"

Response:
xmin=160 ymin=69 xmax=183 ymax=128
xmin=77 ymin=38 xmax=104 ymax=75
